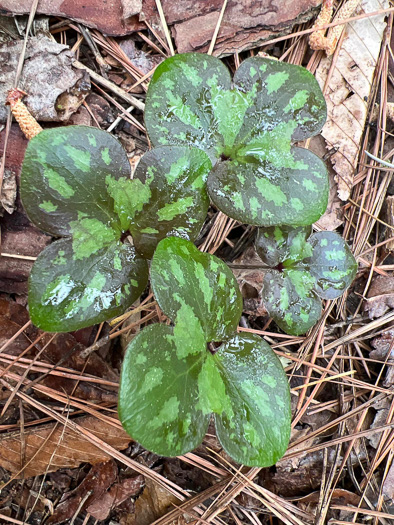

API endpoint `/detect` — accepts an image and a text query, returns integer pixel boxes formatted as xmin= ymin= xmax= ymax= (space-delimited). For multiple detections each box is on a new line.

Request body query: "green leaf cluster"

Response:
xmin=19 ymin=52 xmax=358 ymax=467
xmin=145 ymin=53 xmax=329 ymax=227
xmin=22 ymin=128 xmax=211 ymax=331
xmin=256 ymin=226 xmax=358 ymax=335
xmin=119 ymin=237 xmax=291 ymax=466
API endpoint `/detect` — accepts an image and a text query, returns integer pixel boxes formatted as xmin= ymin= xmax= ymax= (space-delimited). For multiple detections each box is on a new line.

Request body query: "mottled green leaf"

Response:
xmin=145 ymin=53 xmax=328 ymax=226
xmin=119 ymin=323 xmax=210 ymax=457
xmin=213 ymin=333 xmax=291 ymax=466
xmin=233 ymin=56 xmax=327 ymax=143
xmin=151 ymin=237 xmax=243 ymax=341
xmin=255 ymin=225 xmax=312 ymax=267
xmin=129 ymin=146 xmax=212 ymax=258
xmin=261 ymin=270 xmax=321 ymax=336
xmin=306 ymin=231 xmax=358 ymax=300
xmin=145 ymin=53 xmax=231 ymax=161
xmin=256 ymin=227 xmax=357 ymax=334
xmin=119 ymin=327 xmax=291 ymax=466
xmin=106 ymin=176 xmax=151 ymax=232
xmin=207 ymin=147 xmax=328 ymax=227
xmin=21 ymin=126 xmax=129 ymax=237
xmin=29 ymin=238 xmax=148 ymax=332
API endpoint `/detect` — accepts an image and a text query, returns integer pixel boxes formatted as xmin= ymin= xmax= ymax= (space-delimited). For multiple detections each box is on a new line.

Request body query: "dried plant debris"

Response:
xmin=364 ymin=274 xmax=394 ymax=319
xmin=0 ymin=35 xmax=90 ymax=123
xmin=0 ymin=169 xmax=17 ymax=215
xmin=0 ymin=415 xmax=130 ymax=478
xmin=315 ymin=0 xmax=389 ymax=201
xmin=232 ymin=246 xmax=268 ymax=317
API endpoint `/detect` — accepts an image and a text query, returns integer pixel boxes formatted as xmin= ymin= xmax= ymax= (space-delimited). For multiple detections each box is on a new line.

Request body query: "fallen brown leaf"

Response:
xmin=134 ymin=478 xmax=181 ymax=525
xmin=315 ymin=0 xmax=389 ymax=201
xmin=0 ymin=415 xmax=131 ymax=478
xmin=0 ymin=35 xmax=90 ymax=123
xmin=364 ymin=274 xmax=394 ymax=319
xmin=47 ymin=459 xmax=118 ymax=524
xmin=87 ymin=474 xmax=145 ymax=520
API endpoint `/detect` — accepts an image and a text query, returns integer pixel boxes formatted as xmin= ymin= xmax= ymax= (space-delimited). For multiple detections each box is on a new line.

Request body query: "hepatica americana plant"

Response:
xmin=20 ymin=52 xmax=357 ymax=467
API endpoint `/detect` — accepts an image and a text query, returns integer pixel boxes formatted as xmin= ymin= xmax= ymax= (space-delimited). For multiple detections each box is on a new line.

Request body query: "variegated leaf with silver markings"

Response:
xmin=145 ymin=53 xmax=329 ymax=227
xmin=151 ymin=237 xmax=243 ymax=342
xmin=257 ymin=227 xmax=357 ymax=335
xmin=130 ymin=146 xmax=212 ymax=258
xmin=29 ymin=238 xmax=148 ymax=333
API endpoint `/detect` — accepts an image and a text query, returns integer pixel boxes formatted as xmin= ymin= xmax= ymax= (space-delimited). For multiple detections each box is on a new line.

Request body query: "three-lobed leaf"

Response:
xmin=119 ymin=237 xmax=291 ymax=466
xmin=145 ymin=53 xmax=329 ymax=227
xmin=21 ymin=128 xmax=214 ymax=331
xmin=256 ymin=227 xmax=357 ymax=335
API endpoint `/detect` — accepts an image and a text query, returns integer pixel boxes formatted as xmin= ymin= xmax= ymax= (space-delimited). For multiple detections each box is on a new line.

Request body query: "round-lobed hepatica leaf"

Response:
xmin=256 ymin=225 xmax=312 ymax=267
xmin=145 ymin=53 xmax=328 ymax=227
xmin=29 ymin=238 xmax=148 ymax=332
xmin=21 ymin=126 xmax=130 ymax=238
xmin=129 ymin=146 xmax=212 ymax=259
xmin=212 ymin=333 xmax=291 ymax=466
xmin=145 ymin=53 xmax=231 ymax=162
xmin=119 ymin=323 xmax=210 ymax=457
xmin=256 ymin=227 xmax=357 ymax=334
xmin=207 ymin=146 xmax=328 ymax=227
xmin=305 ymin=231 xmax=358 ymax=300
xmin=151 ymin=237 xmax=243 ymax=342
xmin=261 ymin=270 xmax=322 ymax=336
xmin=232 ymin=56 xmax=326 ymax=143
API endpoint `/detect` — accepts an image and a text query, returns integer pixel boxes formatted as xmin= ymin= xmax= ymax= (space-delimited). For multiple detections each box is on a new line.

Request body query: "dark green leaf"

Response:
xmin=261 ymin=270 xmax=321 ymax=335
xmin=255 ymin=225 xmax=312 ymax=267
xmin=256 ymin=227 xmax=357 ymax=334
xmin=233 ymin=56 xmax=327 ymax=143
xmin=119 ymin=323 xmax=210 ymax=457
xmin=207 ymin=147 xmax=328 ymax=227
xmin=119 ymin=326 xmax=291 ymax=466
xmin=130 ymin=146 xmax=211 ymax=258
xmin=145 ymin=53 xmax=231 ymax=162
xmin=151 ymin=237 xmax=243 ymax=341
xmin=29 ymin=238 xmax=148 ymax=332
xmin=213 ymin=333 xmax=291 ymax=466
xmin=21 ymin=126 xmax=129 ymax=237
xmin=306 ymin=231 xmax=358 ymax=299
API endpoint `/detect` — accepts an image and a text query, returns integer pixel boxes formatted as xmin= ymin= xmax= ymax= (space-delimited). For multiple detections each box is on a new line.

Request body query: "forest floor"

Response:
xmin=0 ymin=0 xmax=394 ymax=524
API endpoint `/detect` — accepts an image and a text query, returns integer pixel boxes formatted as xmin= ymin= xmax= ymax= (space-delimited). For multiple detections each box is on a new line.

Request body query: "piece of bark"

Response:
xmin=1 ymin=0 xmax=321 ymax=54
xmin=0 ymin=415 xmax=131 ymax=478
xmin=0 ymin=125 xmax=52 ymax=294
xmin=0 ymin=0 xmax=144 ymax=36
xmin=138 ymin=0 xmax=322 ymax=55
xmin=0 ymin=35 xmax=90 ymax=123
